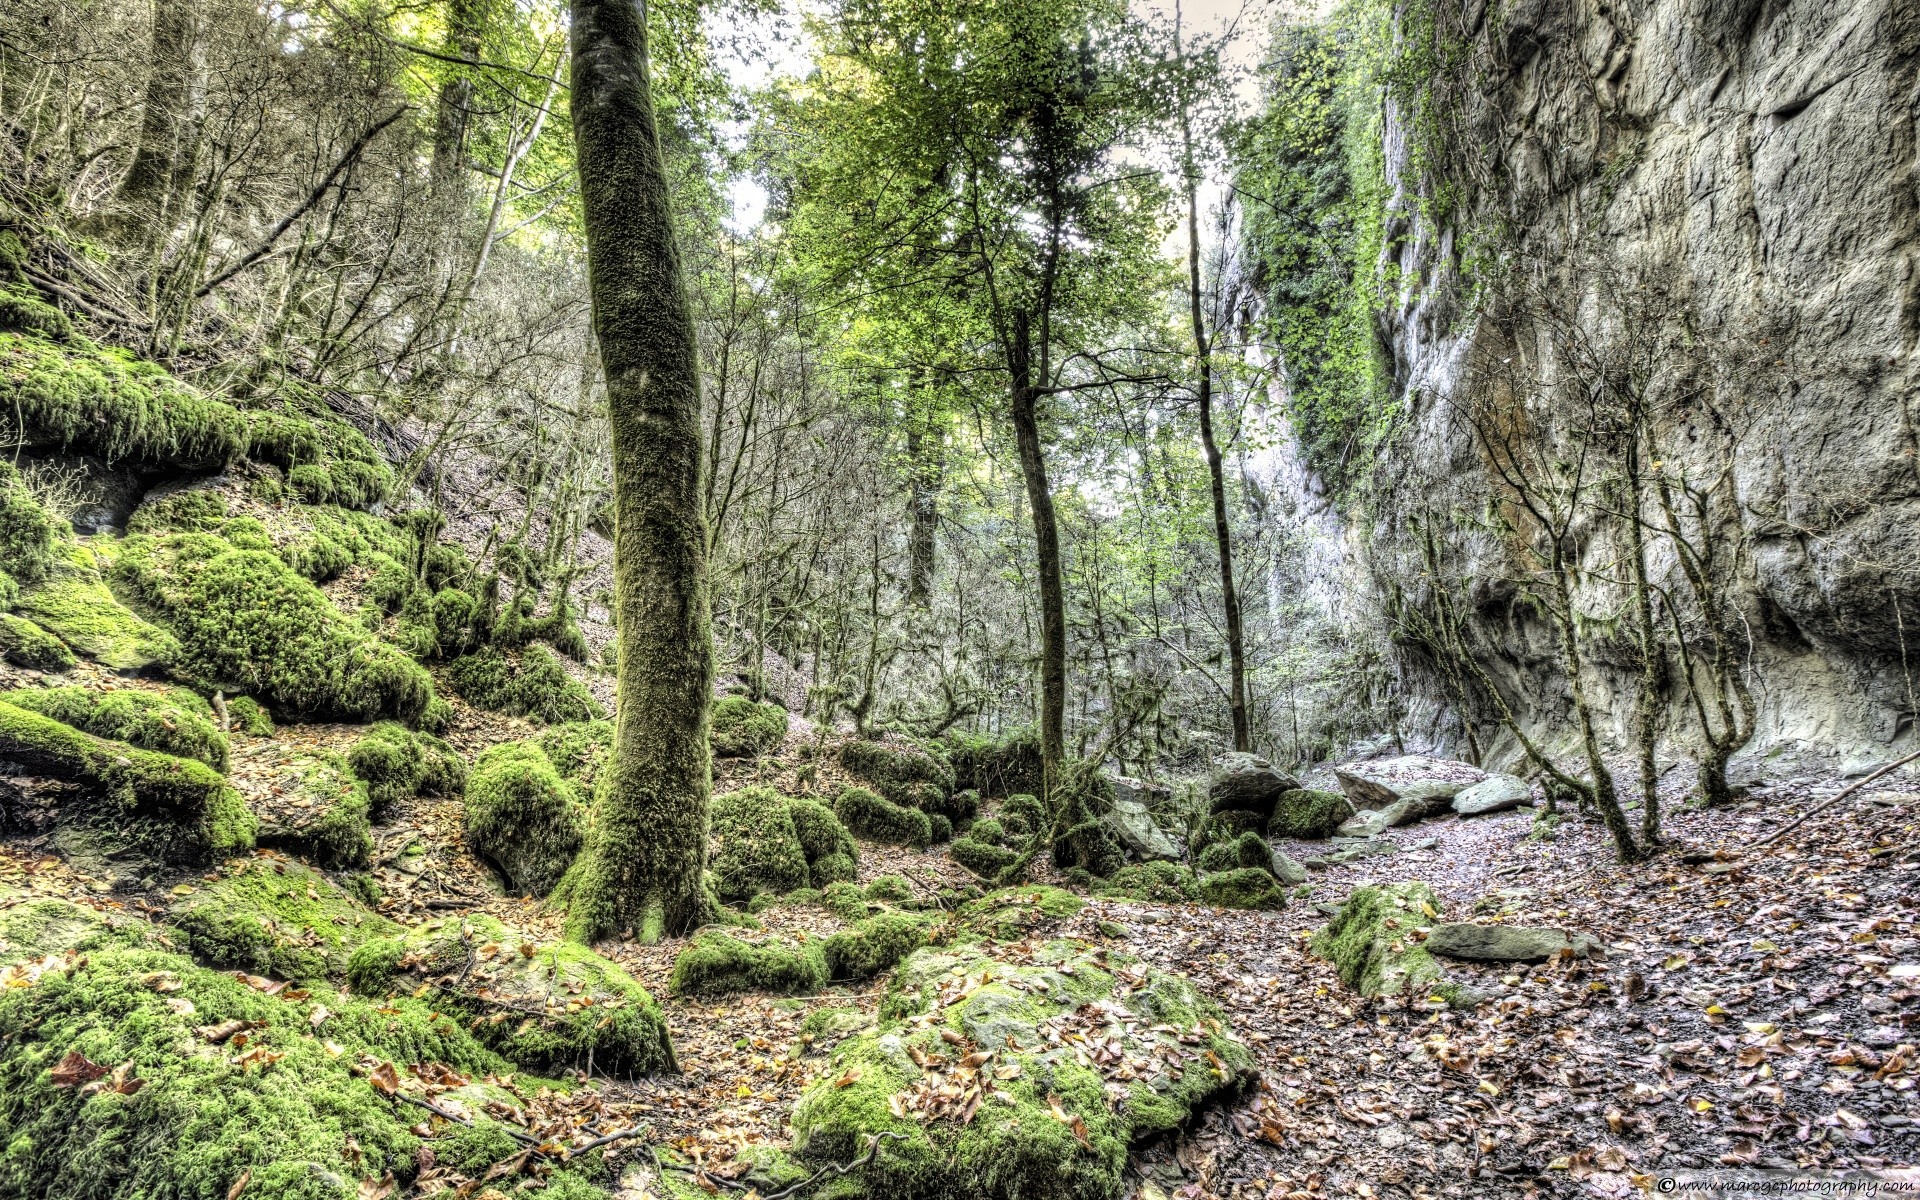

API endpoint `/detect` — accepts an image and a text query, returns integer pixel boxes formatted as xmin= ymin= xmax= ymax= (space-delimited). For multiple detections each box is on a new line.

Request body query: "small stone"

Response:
xmin=1270 ymin=850 xmax=1309 ymax=885
xmin=1096 ymin=920 xmax=1131 ymax=939
xmin=1425 ymin=923 xmax=1601 ymax=963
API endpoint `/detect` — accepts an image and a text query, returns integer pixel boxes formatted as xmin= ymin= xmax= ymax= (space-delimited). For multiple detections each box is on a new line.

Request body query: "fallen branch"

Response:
xmin=762 ymin=1132 xmax=907 ymax=1200
xmin=1750 ymin=748 xmax=1920 ymax=852
xmin=394 ymin=1092 xmax=540 ymax=1148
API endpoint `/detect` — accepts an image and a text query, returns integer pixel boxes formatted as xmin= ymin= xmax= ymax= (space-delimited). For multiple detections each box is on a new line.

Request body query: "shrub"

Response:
xmin=2 ymin=686 xmax=228 ymax=771
xmin=114 ymin=533 xmax=436 ymax=725
xmin=710 ymin=695 xmax=788 ymax=757
xmin=839 ymin=738 xmax=955 ymax=807
xmin=822 ymin=913 xmax=929 ymax=981
xmin=446 ymin=645 xmax=603 ymax=725
xmin=0 ymin=613 xmax=72 ymax=670
xmin=464 ymin=742 xmax=584 ymax=897
xmin=710 ymin=786 xmax=810 ymax=904
xmin=0 ymin=332 xmax=244 ymax=468
xmin=668 ymin=932 xmax=828 ymax=997
xmin=833 ymin=785 xmax=931 ymax=848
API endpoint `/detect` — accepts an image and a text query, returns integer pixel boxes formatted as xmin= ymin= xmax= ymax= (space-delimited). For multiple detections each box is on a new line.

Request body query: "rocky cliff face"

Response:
xmin=1304 ymin=0 xmax=1918 ymax=774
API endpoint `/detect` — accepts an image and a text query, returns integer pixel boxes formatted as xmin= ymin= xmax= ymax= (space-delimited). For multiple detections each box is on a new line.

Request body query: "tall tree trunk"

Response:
xmin=1623 ymin=436 xmax=1662 ymax=846
xmin=118 ymin=0 xmax=207 ymax=234
xmin=559 ymin=0 xmax=713 ymax=944
xmin=428 ymin=0 xmax=484 ymax=286
xmin=1007 ymin=312 xmax=1067 ymax=807
xmin=904 ymin=400 xmax=942 ymax=609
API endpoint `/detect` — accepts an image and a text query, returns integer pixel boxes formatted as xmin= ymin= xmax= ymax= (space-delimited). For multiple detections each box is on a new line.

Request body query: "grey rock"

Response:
xmin=1425 ymin=923 xmax=1602 ymax=964
xmin=1333 ymin=769 xmax=1399 ymax=809
xmin=1270 ymin=849 xmax=1309 ymax=885
xmin=1337 ymin=796 xmax=1421 ymax=836
xmin=1101 ymin=790 xmax=1180 ymax=862
xmin=1208 ymin=752 xmax=1300 ymax=819
xmin=1453 ymin=774 xmax=1533 ymax=816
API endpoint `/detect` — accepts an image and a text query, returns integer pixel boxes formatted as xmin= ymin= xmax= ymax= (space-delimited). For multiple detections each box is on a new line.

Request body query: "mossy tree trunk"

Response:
xmin=561 ymin=0 xmax=713 ymax=944
xmin=118 ymin=0 xmax=208 ymax=239
xmin=1007 ymin=312 xmax=1068 ymax=814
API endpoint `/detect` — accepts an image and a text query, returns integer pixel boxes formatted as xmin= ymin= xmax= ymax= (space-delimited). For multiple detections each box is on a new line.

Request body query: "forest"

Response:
xmin=0 ymin=0 xmax=1913 ymax=1195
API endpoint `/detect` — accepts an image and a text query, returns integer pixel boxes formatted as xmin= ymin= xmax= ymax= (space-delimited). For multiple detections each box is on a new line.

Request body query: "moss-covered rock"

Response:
xmin=535 ymin=719 xmax=613 ymax=788
xmin=0 ymin=896 xmax=124 ymax=960
xmin=787 ymin=796 xmax=859 ymax=886
xmin=0 ymin=281 xmax=70 ymax=340
xmin=822 ymin=912 xmax=930 ymax=981
xmin=822 ymin=880 xmax=869 ymax=922
xmin=13 ymin=547 xmax=178 ymax=672
xmin=3 ymin=686 xmax=227 ymax=771
xmin=129 ymin=487 xmax=228 ymax=534
xmin=710 ymin=695 xmax=787 ymax=758
xmin=949 ymin=835 xmax=1020 ymax=880
xmin=709 ymin=786 xmax=810 ymax=904
xmin=789 ymin=939 xmax=1251 ymax=1200
xmin=464 ymin=741 xmax=584 ymax=897
xmin=944 ymin=728 xmax=1044 ymax=799
xmin=0 ymin=332 xmax=244 ymax=469
xmin=0 ymin=612 xmax=73 ymax=670
xmin=1197 ymin=868 xmax=1288 ymax=911
xmin=170 ymin=858 xmax=400 ymax=981
xmin=997 ymin=793 xmax=1049 ymax=840
xmin=1309 ymin=882 xmax=1447 ymax=997
xmin=959 ymin=886 xmax=1083 ymax=942
xmin=864 ymin=875 xmax=915 ymax=904
xmin=0 ymin=936 xmax=513 ymax=1200
xmin=1099 ymin=861 xmax=1199 ymax=904
xmin=347 ymin=721 xmax=465 ymax=810
xmin=246 ymin=407 xmax=394 ymax=511
xmin=840 ymin=738 xmax=956 ymax=808
xmin=226 ymin=695 xmax=273 ymax=736
xmin=250 ymin=751 xmax=372 ymax=869
xmin=1267 ymin=788 xmax=1352 ymax=840
xmin=346 ymin=913 xmax=673 ymax=1075
xmin=1190 ymin=808 xmax=1263 ymax=859
xmin=0 ymin=460 xmax=63 ymax=585
xmin=668 ymin=931 xmax=829 ymax=997
xmin=834 ymin=785 xmax=932 ymax=848
xmin=0 ymin=698 xmax=253 ymax=866
xmin=446 ymin=645 xmax=602 ymax=725
xmin=1195 ymin=830 xmax=1273 ymax=875
xmin=114 ymin=533 xmax=436 ymax=725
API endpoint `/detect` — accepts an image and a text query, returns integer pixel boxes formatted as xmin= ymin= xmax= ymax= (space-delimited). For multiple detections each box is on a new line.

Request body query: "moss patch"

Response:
xmin=1197 ymin=868 xmax=1288 ymax=911
xmin=834 ymin=785 xmax=931 ymax=849
xmin=446 ymin=645 xmax=602 ymax=725
xmin=0 ymin=612 xmax=73 ymax=670
xmin=1196 ymin=830 xmax=1273 ymax=875
xmin=709 ymin=786 xmax=810 ymax=904
xmin=710 ymin=696 xmax=787 ymax=758
xmin=347 ymin=721 xmax=464 ymax=811
xmin=3 ymin=686 xmax=226 ymax=771
xmin=464 ymin=741 xmax=584 ymax=897
xmin=1309 ymin=881 xmax=1447 ymax=997
xmin=13 ymin=549 xmax=177 ymax=672
xmin=840 ymin=738 xmax=956 ymax=809
xmin=535 ymin=720 xmax=613 ymax=788
xmin=668 ymin=931 xmax=828 ymax=997
xmin=170 ymin=857 xmax=400 ymax=981
xmin=958 ymin=887 xmax=1083 ymax=942
xmin=787 ymin=796 xmax=859 ymax=887
xmin=345 ymin=913 xmax=672 ymax=1076
xmin=0 ymin=331 xmax=244 ymax=469
xmin=1099 ymin=861 xmax=1198 ymax=904
xmin=251 ymin=751 xmax=372 ymax=870
xmin=1267 ymin=788 xmax=1352 ymax=840
xmin=822 ymin=912 xmax=930 ymax=982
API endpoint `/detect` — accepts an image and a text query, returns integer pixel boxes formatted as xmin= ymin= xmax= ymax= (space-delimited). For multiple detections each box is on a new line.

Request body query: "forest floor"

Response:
xmin=5 ymin=682 xmax=1918 ymax=1198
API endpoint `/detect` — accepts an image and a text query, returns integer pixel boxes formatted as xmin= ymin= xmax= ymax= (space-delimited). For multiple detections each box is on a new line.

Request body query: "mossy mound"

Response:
xmin=0 ymin=281 xmax=70 ymax=340
xmin=1267 ymin=788 xmax=1352 ymax=840
xmin=839 ymin=737 xmax=957 ymax=809
xmin=864 ymin=875 xmax=915 ymax=904
xmin=535 ymin=719 xmax=613 ymax=788
xmin=0 ymin=698 xmax=254 ymax=867
xmin=226 ymin=695 xmax=273 ymax=735
xmin=997 ymin=793 xmax=1049 ymax=840
xmin=1190 ymin=808 xmax=1263 ymax=858
xmin=958 ymin=886 xmax=1083 ymax=942
xmin=0 ymin=460 xmax=64 ymax=585
xmin=788 ymin=796 xmax=860 ymax=885
xmin=0 ymin=331 xmax=245 ymax=469
xmin=114 ymin=532 xmax=436 ymax=725
xmin=1196 ymin=830 xmax=1272 ymax=875
xmin=710 ymin=786 xmax=811 ymax=904
xmin=949 ymin=835 xmax=1020 ymax=880
xmin=13 ymin=545 xmax=177 ymax=673
xmin=944 ymin=728 xmax=1043 ymax=799
xmin=1099 ymin=861 xmax=1199 ymax=904
xmin=3 ymin=686 xmax=227 ymax=771
xmin=0 ymin=612 xmax=73 ymax=670
xmin=710 ymin=695 xmax=787 ymax=758
xmin=668 ymin=931 xmax=828 ymax=997
xmin=347 ymin=721 xmax=465 ymax=811
xmin=346 ymin=913 xmax=672 ymax=1076
xmin=170 ymin=857 xmax=400 ymax=981
xmin=0 ymin=933 xmax=514 ymax=1200
xmin=1310 ymin=881 xmax=1447 ymax=997
xmin=822 ymin=880 xmax=869 ymax=921
xmin=1197 ymin=868 xmax=1288 ymax=911
xmin=446 ymin=645 xmax=602 ymax=725
xmin=789 ymin=939 xmax=1252 ymax=1200
xmin=822 ymin=912 xmax=931 ymax=982
xmin=249 ymin=751 xmax=372 ymax=868
xmin=834 ymin=785 xmax=932 ymax=849
xmin=464 ymin=741 xmax=584 ymax=898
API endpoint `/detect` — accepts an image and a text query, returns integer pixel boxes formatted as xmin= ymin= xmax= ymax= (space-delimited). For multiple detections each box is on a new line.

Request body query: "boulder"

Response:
xmin=1452 ymin=774 xmax=1532 ymax=816
xmin=1270 ymin=849 xmax=1309 ymax=885
xmin=1336 ymin=796 xmax=1421 ymax=837
xmin=1102 ymin=775 xmax=1179 ymax=861
xmin=1207 ymin=752 xmax=1299 ymax=819
xmin=1334 ymin=756 xmax=1487 ymax=812
xmin=1332 ymin=769 xmax=1398 ymax=809
xmin=1310 ymin=881 xmax=1447 ymax=996
xmin=1425 ymin=923 xmax=1602 ymax=963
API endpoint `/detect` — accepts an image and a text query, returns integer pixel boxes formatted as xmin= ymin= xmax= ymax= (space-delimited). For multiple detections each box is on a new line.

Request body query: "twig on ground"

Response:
xmin=1750 ymin=748 xmax=1920 ymax=851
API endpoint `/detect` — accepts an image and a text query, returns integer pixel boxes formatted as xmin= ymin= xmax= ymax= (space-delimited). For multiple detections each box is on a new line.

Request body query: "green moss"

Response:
xmin=226 ymin=695 xmax=273 ymax=736
xmin=253 ymin=751 xmax=372 ymax=869
xmin=949 ymin=836 xmax=1019 ymax=880
xmin=1308 ymin=881 xmax=1446 ymax=996
xmin=170 ymin=858 xmax=400 ymax=981
xmin=927 ymin=813 xmax=954 ymax=843
xmin=534 ymin=720 xmax=613 ymax=788
xmin=787 ymin=796 xmax=859 ymax=887
xmin=3 ymin=686 xmax=228 ymax=770
xmin=347 ymin=913 xmax=673 ymax=1075
xmin=958 ymin=887 xmax=1084 ymax=942
xmin=0 ymin=332 xmax=245 ymax=468
xmin=822 ymin=880 xmax=869 ymax=922
xmin=465 ymin=741 xmax=584 ymax=898
xmin=968 ymin=817 xmax=1005 ymax=846
xmin=839 ymin=739 xmax=956 ymax=808
xmin=0 ymin=613 xmax=73 ymax=670
xmin=257 ymin=414 xmax=392 ymax=512
xmin=1267 ymin=788 xmax=1351 ymax=840
xmin=446 ymin=645 xmax=603 ymax=725
xmin=710 ymin=695 xmax=787 ymax=758
xmin=0 ymin=897 xmax=124 ymax=959
xmin=0 ymin=282 xmax=70 ymax=340
xmin=1198 ymin=868 xmax=1288 ymax=911
xmin=129 ymin=488 xmax=227 ymax=534
xmin=790 ymin=939 xmax=1250 ymax=1200
xmin=0 ymin=937 xmax=513 ymax=1200
xmin=348 ymin=722 xmax=465 ymax=811
xmin=1099 ymin=861 xmax=1199 ymax=904
xmin=1196 ymin=830 xmax=1273 ymax=875
xmin=998 ymin=793 xmax=1049 ymax=840
xmin=709 ymin=786 xmax=810 ymax=904
xmin=114 ymin=533 xmax=435 ymax=725
xmin=822 ymin=912 xmax=929 ymax=981
xmin=834 ymin=785 xmax=931 ymax=849
xmin=943 ymin=728 xmax=1044 ymax=798
xmin=0 ymin=568 xmax=17 ymax=612
xmin=0 ymin=461 xmax=63 ymax=585
xmin=0 ymin=698 xmax=253 ymax=864
xmin=668 ymin=931 xmax=828 ymax=997
xmin=276 ymin=532 xmax=352 ymax=582
xmin=13 ymin=556 xmax=177 ymax=672
xmin=863 ymin=875 xmax=913 ymax=904
xmin=1191 ymin=809 xmax=1263 ymax=857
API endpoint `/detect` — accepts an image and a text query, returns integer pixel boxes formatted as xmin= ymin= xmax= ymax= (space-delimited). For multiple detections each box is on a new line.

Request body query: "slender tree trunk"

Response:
xmin=904 ymin=398 xmax=942 ymax=610
xmin=1622 ymin=438 xmax=1662 ymax=845
xmin=1007 ymin=312 xmax=1067 ymax=808
xmin=429 ymin=0 xmax=484 ymax=280
xmin=559 ymin=0 xmax=713 ymax=944
xmin=118 ymin=0 xmax=207 ymax=235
